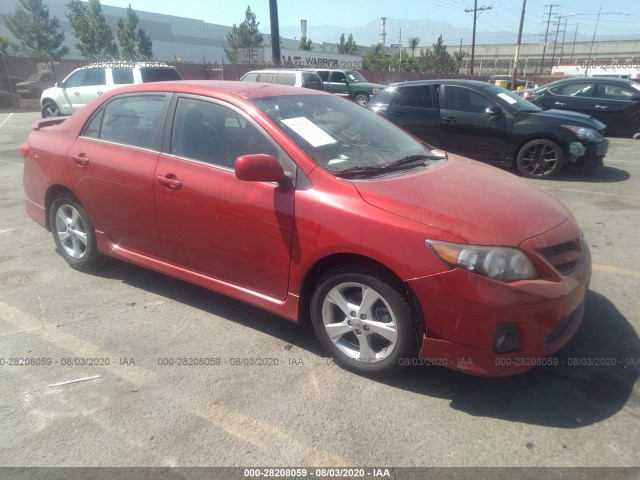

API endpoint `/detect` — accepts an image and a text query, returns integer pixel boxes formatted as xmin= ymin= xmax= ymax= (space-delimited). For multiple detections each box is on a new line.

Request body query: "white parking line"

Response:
xmin=0 ymin=113 xmax=14 ymax=128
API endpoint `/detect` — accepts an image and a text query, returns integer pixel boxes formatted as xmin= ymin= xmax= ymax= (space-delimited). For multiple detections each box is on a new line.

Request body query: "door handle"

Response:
xmin=442 ymin=116 xmax=457 ymax=123
xmin=390 ymin=111 xmax=405 ymax=117
xmin=595 ymin=105 xmax=608 ymax=110
xmin=156 ymin=175 xmax=182 ymax=190
xmin=554 ymin=102 xmax=566 ymax=107
xmin=97 ymin=91 xmax=103 ymax=95
xmin=71 ymin=154 xmax=89 ymax=167
xmin=74 ymin=91 xmax=80 ymax=97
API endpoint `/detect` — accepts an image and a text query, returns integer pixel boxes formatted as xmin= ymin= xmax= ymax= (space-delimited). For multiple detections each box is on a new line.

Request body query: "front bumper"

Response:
xmin=409 ymin=224 xmax=591 ymax=377
xmin=569 ymin=138 xmax=608 ymax=167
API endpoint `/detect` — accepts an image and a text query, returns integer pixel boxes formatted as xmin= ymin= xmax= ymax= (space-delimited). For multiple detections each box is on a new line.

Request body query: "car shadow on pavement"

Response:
xmin=91 ymin=260 xmax=638 ymax=428
xmin=542 ymin=165 xmax=630 ymax=183
xmin=381 ymin=289 xmax=640 ymax=428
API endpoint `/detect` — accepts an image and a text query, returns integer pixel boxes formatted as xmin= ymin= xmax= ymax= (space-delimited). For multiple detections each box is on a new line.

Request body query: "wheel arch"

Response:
xmin=297 ymin=253 xmax=425 ymax=338
xmin=44 ymin=185 xmax=79 ymax=231
xmin=512 ymin=133 xmax=568 ymax=161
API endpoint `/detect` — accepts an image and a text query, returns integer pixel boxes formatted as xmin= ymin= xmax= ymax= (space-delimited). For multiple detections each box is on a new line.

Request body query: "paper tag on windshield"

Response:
xmin=281 ymin=117 xmax=337 ymax=147
xmin=497 ymin=93 xmax=517 ymax=104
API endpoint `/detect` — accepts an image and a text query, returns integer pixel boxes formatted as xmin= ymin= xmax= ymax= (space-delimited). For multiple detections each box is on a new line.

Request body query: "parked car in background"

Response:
xmin=17 ymin=70 xmax=54 ymax=99
xmin=22 ymin=80 xmax=591 ymax=377
xmin=488 ymin=74 xmax=536 ymax=91
xmin=369 ymin=79 xmax=609 ymax=178
xmin=306 ymin=68 xmax=384 ymax=105
xmin=240 ymin=69 xmax=324 ymax=91
xmin=40 ymin=62 xmax=183 ymax=117
xmin=522 ymin=77 xmax=640 ymax=137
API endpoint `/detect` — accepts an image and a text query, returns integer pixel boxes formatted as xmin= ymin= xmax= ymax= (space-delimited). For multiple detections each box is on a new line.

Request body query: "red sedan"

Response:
xmin=21 ymin=81 xmax=591 ymax=377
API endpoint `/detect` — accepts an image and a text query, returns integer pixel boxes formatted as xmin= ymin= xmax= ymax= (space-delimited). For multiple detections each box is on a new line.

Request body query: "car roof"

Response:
xmin=243 ymin=69 xmax=320 ymax=74
xmin=386 ymin=79 xmax=495 ymax=89
xmin=543 ymin=76 xmax=637 ymax=87
xmin=106 ymin=79 xmax=330 ymax=100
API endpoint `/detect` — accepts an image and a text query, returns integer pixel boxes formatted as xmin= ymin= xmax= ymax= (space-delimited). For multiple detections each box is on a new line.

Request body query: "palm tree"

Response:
xmin=409 ymin=37 xmax=420 ymax=57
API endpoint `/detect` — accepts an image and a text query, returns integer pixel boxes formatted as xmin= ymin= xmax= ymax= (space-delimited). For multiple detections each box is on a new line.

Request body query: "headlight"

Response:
xmin=562 ymin=125 xmax=601 ymax=140
xmin=426 ymin=240 xmax=537 ymax=283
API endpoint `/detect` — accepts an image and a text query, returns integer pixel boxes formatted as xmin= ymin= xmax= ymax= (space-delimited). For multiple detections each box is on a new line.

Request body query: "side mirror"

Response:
xmin=235 ymin=154 xmax=284 ymax=183
xmin=55 ymin=81 xmax=63 ymax=88
xmin=632 ymin=95 xmax=640 ymax=102
xmin=486 ymin=105 xmax=504 ymax=118
xmin=340 ymin=78 xmax=348 ymax=84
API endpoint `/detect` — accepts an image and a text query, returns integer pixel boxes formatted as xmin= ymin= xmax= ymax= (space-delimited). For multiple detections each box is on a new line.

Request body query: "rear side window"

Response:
xmin=84 ymin=68 xmax=106 ymax=86
xmin=302 ymin=73 xmax=324 ymax=90
xmin=275 ymin=72 xmax=296 ymax=86
xmin=241 ymin=73 xmax=258 ymax=82
xmin=94 ymin=95 xmax=166 ymax=149
xmin=393 ymin=85 xmax=433 ymax=108
xmin=549 ymin=82 xmax=594 ymax=97
xmin=258 ymin=73 xmax=274 ymax=83
xmin=112 ymin=68 xmax=134 ymax=84
xmin=139 ymin=68 xmax=182 ymax=82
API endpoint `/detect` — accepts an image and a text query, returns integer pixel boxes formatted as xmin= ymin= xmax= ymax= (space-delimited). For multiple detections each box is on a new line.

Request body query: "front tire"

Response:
xmin=310 ymin=267 xmax=417 ymax=376
xmin=49 ymin=194 xmax=102 ymax=271
xmin=42 ymin=100 xmax=61 ymax=118
xmin=516 ymin=139 xmax=564 ymax=179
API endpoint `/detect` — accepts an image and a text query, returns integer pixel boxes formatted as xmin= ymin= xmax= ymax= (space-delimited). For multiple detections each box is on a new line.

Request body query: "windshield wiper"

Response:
xmin=385 ymin=153 xmax=447 ymax=168
xmin=333 ymin=165 xmax=390 ymax=179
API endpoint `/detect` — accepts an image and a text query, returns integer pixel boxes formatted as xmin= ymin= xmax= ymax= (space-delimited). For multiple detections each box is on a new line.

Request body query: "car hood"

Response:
xmin=528 ymin=108 xmax=606 ymax=130
xmin=353 ymin=155 xmax=570 ymax=246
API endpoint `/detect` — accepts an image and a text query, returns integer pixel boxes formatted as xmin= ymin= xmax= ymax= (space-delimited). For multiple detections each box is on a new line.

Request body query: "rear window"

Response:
xmin=139 ymin=68 xmax=182 ymax=82
xmin=302 ymin=73 xmax=324 ymax=90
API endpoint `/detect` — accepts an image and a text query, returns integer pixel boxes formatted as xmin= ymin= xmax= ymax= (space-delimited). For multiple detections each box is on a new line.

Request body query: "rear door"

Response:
xmin=439 ymin=85 xmax=512 ymax=163
xmin=154 ymin=95 xmax=295 ymax=300
xmin=382 ymin=84 xmax=441 ymax=146
xmin=591 ymin=82 xmax=640 ymax=136
xmin=67 ymin=93 xmax=169 ymax=256
xmin=542 ymin=81 xmax=596 ymax=115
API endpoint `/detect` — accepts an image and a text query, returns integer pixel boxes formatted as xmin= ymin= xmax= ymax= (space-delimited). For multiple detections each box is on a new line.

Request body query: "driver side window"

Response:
xmin=331 ymin=72 xmax=347 ymax=83
xmin=64 ymin=70 xmax=86 ymax=88
xmin=445 ymin=86 xmax=495 ymax=113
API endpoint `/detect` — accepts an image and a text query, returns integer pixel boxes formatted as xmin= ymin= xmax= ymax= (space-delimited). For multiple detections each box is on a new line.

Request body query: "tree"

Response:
xmin=362 ymin=43 xmax=391 ymax=70
xmin=0 ymin=35 xmax=9 ymax=53
xmin=429 ymin=35 xmax=457 ymax=73
xmin=224 ymin=6 xmax=263 ymax=63
xmin=299 ymin=35 xmax=312 ymax=51
xmin=408 ymin=37 xmax=420 ymax=57
xmin=453 ymin=50 xmax=467 ymax=73
xmin=1 ymin=0 xmax=69 ymax=58
xmin=338 ymin=33 xmax=358 ymax=55
xmin=116 ymin=5 xmax=153 ymax=60
xmin=66 ymin=0 xmax=118 ymax=59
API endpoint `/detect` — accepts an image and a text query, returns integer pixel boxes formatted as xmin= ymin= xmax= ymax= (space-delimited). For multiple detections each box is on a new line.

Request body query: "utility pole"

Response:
xmin=550 ymin=15 xmax=564 ymax=71
xmin=570 ymin=23 xmax=579 ymax=62
xmin=465 ymin=0 xmax=492 ymax=75
xmin=269 ymin=0 xmax=281 ymax=66
xmin=539 ymin=4 xmax=558 ymax=74
xmin=559 ymin=17 xmax=567 ymax=64
xmin=511 ymin=0 xmax=526 ymax=91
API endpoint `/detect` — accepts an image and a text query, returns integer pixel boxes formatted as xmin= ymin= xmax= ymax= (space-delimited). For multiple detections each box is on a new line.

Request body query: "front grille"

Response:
xmin=537 ymin=238 xmax=584 ymax=275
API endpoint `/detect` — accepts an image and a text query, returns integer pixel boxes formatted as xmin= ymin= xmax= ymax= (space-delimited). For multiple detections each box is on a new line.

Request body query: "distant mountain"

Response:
xmin=276 ymin=16 xmax=637 ymax=47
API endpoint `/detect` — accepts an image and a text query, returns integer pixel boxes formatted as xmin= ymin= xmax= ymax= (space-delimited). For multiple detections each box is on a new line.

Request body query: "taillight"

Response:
xmin=20 ymin=143 xmax=29 ymax=158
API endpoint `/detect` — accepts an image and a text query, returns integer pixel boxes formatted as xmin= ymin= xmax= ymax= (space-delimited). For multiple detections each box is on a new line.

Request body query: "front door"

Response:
xmin=154 ymin=96 xmax=295 ymax=300
xmin=439 ymin=85 xmax=512 ymax=163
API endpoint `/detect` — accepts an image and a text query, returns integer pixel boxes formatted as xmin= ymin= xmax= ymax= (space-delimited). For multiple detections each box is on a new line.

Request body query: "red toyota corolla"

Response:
xmin=21 ymin=81 xmax=591 ymax=377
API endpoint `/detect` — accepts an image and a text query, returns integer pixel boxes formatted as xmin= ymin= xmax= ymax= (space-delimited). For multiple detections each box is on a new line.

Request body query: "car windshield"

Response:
xmin=346 ymin=71 xmax=367 ymax=83
xmin=486 ymin=85 xmax=541 ymax=112
xmin=250 ymin=94 xmax=445 ymax=177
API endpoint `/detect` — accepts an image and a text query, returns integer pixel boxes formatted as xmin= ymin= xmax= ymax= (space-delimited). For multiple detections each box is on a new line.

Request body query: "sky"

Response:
xmin=98 ymin=0 xmax=640 ymax=39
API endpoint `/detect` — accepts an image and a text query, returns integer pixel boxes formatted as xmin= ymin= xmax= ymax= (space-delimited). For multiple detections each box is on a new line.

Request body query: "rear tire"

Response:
xmin=310 ymin=267 xmax=417 ymax=376
xmin=42 ymin=100 xmax=61 ymax=118
xmin=49 ymin=194 xmax=102 ymax=272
